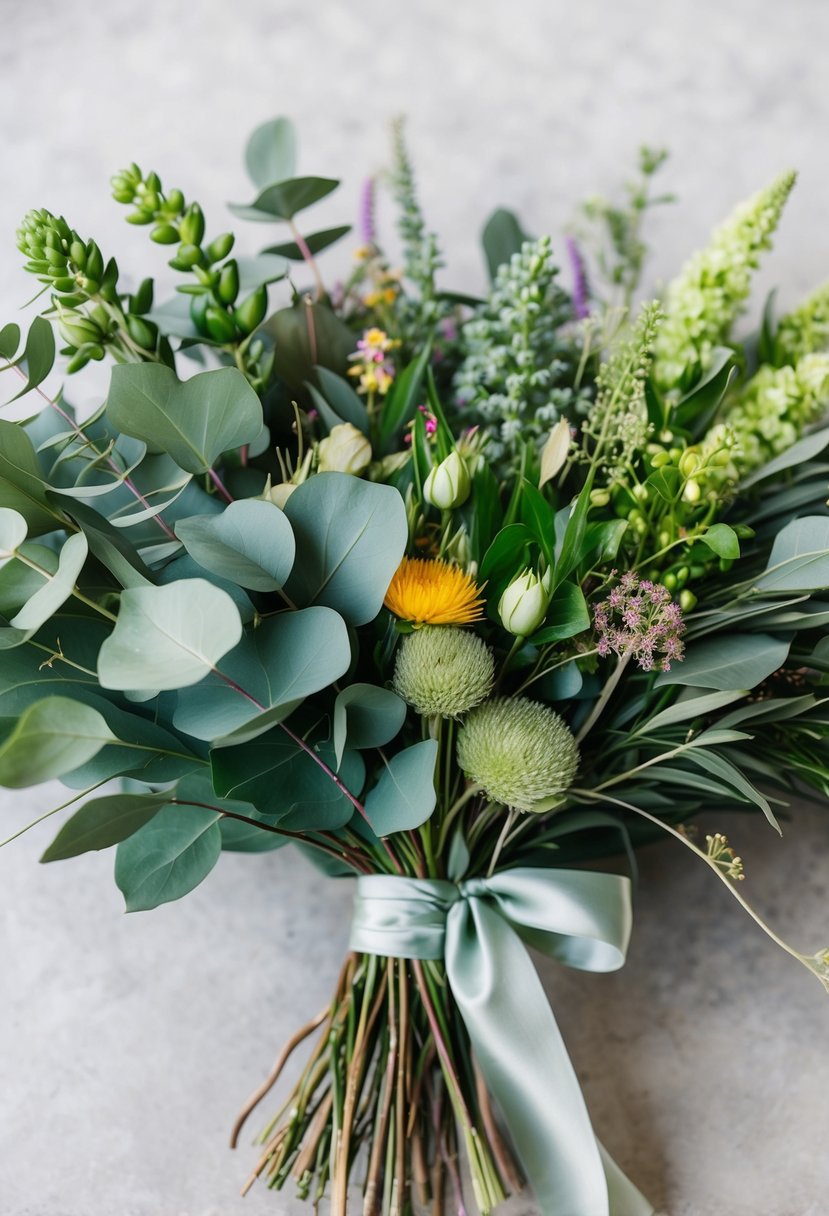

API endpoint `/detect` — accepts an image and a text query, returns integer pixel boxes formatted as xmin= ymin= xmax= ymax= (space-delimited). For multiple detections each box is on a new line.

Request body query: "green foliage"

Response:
xmin=115 ymin=803 xmax=222 ymax=912
xmin=282 ymin=474 xmax=407 ymax=625
xmin=364 ymin=740 xmax=438 ymax=835
xmin=97 ymin=579 xmax=243 ymax=692
xmin=106 ymin=364 xmax=264 ymax=475
xmin=41 ymin=791 xmax=168 ymax=862
xmin=176 ymin=500 xmax=295 ymax=592
xmin=0 ymin=697 xmax=115 ymax=787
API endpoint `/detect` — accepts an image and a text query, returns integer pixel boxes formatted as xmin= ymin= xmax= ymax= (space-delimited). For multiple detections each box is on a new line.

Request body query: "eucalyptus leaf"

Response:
xmin=529 ymin=582 xmax=589 ymax=645
xmin=49 ymin=496 xmax=154 ymax=590
xmin=756 ymin=516 xmax=829 ymax=593
xmin=313 ymin=366 xmax=369 ymax=432
xmin=656 ymin=634 xmax=790 ymax=691
xmin=0 ymin=508 xmax=28 ymax=556
xmin=364 ymin=740 xmax=438 ymax=836
xmin=0 ymin=420 xmax=66 ymax=536
xmin=0 ymin=322 xmax=20 ymax=360
xmin=41 ymin=791 xmax=169 ymax=861
xmin=115 ymin=803 xmax=222 ymax=912
xmin=740 ymin=425 xmax=829 ymax=489
xmin=701 ymin=523 xmax=740 ymax=561
xmin=641 ymin=688 xmax=749 ymax=732
xmin=7 ymin=316 xmax=55 ymax=402
xmin=244 ymin=116 xmax=297 ymax=188
xmin=176 ymin=499 xmax=296 ymax=591
xmin=173 ymin=605 xmax=351 ymax=743
xmin=264 ymin=225 xmax=352 ymax=260
xmin=333 ymin=684 xmax=407 ymax=768
xmin=97 ymin=578 xmax=243 ymax=692
xmin=229 ymin=176 xmax=339 ymax=222
xmin=482 ymin=208 xmax=529 ymax=281
xmin=283 ymin=474 xmax=407 ymax=625
xmin=11 ymin=532 xmax=88 ymax=632
xmin=106 ymin=364 xmax=263 ymax=475
xmin=0 ymin=697 xmax=116 ymax=787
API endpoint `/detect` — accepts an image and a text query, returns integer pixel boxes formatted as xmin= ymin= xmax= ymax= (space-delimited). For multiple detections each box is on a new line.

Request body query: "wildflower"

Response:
xmin=653 ymin=170 xmax=796 ymax=393
xmin=498 ymin=568 xmax=552 ymax=636
xmin=317 ymin=423 xmax=372 ymax=476
xmin=347 ymin=327 xmax=400 ymax=396
xmin=457 ymin=696 xmax=579 ymax=812
xmin=384 ymin=557 xmax=484 ymax=626
xmin=452 ymin=236 xmax=589 ymax=469
xmin=594 ymin=574 xmax=685 ymax=672
xmin=423 ymin=451 xmax=471 ymax=510
xmin=564 ymin=235 xmax=590 ymax=320
xmin=359 ymin=177 xmax=376 ymax=247
xmin=393 ymin=626 xmax=494 ymax=718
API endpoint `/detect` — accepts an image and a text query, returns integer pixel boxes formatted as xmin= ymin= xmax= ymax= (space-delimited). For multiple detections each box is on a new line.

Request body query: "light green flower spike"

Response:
xmin=774 ymin=281 xmax=829 ymax=365
xmin=724 ymin=353 xmax=829 ymax=470
xmin=653 ymin=170 xmax=796 ymax=393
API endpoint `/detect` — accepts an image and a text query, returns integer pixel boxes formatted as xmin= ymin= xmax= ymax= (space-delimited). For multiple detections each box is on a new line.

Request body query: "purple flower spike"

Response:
xmin=565 ymin=235 xmax=590 ymax=320
xmin=359 ymin=177 xmax=376 ymax=247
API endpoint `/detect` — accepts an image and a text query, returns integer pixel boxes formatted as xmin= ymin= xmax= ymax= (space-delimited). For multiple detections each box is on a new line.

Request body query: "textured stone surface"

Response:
xmin=1 ymin=2 xmax=829 ymax=1213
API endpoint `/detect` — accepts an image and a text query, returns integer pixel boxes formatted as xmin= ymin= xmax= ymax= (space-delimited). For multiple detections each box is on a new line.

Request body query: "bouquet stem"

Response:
xmin=233 ymin=952 xmax=520 ymax=1214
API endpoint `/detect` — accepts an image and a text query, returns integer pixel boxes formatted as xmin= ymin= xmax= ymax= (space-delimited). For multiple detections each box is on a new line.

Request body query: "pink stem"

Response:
xmin=207 ymin=466 xmax=234 ymax=503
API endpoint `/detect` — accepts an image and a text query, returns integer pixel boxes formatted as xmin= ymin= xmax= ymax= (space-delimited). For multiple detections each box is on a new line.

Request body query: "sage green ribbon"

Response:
xmin=350 ymin=868 xmax=653 ymax=1216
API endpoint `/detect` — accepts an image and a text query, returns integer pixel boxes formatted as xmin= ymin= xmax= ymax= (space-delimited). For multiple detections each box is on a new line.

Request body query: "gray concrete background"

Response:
xmin=1 ymin=1 xmax=828 ymax=1213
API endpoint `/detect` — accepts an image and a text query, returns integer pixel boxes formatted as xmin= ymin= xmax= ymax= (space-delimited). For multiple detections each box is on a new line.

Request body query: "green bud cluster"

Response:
xmin=774 ymin=282 xmax=829 ymax=366
xmin=16 ymin=208 xmax=162 ymax=372
xmin=723 ymin=354 xmax=829 ymax=470
xmin=111 ymin=164 xmax=268 ymax=352
xmin=653 ymin=170 xmax=796 ymax=394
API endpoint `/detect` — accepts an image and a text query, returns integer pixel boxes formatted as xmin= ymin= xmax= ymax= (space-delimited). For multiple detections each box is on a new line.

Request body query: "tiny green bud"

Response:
xmin=179 ymin=203 xmax=205 ymax=246
xmin=233 ymin=285 xmax=268 ymax=335
xmin=165 ymin=189 xmax=185 ymax=215
xmin=151 ymin=223 xmax=181 ymax=245
xmin=663 ymin=571 xmax=677 ymax=591
xmin=58 ymin=315 xmax=104 ymax=348
xmin=173 ymin=243 xmax=203 ymax=270
xmin=719 ymin=557 xmax=734 ymax=573
xmin=70 ymin=239 xmax=86 ymax=268
xmin=423 ymin=451 xmax=471 ymax=510
xmin=682 ymin=478 xmax=701 ymax=504
xmin=679 ymin=449 xmax=700 ymax=478
xmin=680 ymin=589 xmax=697 ymax=612
xmin=125 ymin=314 xmax=156 ymax=350
xmin=206 ymin=232 xmax=235 ymax=262
xmin=204 ymin=306 xmax=238 ymax=344
xmin=633 ymin=483 xmax=649 ymax=502
xmin=589 ymin=488 xmax=611 ymax=507
xmin=650 ymin=449 xmax=671 ymax=469
xmin=498 ymin=567 xmax=553 ymax=637
xmin=675 ymin=565 xmax=689 ymax=587
xmin=217 ymin=261 xmax=240 ymax=305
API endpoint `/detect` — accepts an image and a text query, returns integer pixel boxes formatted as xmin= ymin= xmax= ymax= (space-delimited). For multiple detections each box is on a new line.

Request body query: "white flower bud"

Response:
xmin=423 ymin=451 xmax=471 ymax=510
xmin=498 ymin=567 xmax=552 ymax=637
xmin=317 ymin=423 xmax=372 ymax=476
xmin=539 ymin=418 xmax=572 ymax=486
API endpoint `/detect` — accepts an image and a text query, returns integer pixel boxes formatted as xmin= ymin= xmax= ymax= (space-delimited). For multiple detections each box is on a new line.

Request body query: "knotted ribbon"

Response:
xmin=349 ymin=868 xmax=653 ymax=1216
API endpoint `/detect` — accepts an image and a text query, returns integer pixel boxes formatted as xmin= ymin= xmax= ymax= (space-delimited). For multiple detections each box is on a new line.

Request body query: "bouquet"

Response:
xmin=2 ymin=118 xmax=828 ymax=1215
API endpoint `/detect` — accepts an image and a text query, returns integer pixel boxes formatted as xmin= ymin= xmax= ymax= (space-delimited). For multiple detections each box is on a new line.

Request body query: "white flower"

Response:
xmin=498 ymin=567 xmax=552 ymax=637
xmin=317 ymin=423 xmax=372 ymax=476
xmin=423 ymin=451 xmax=471 ymax=509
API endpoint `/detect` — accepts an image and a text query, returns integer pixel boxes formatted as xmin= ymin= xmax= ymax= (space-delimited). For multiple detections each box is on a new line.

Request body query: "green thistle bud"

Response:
xmin=457 ymin=696 xmax=579 ymax=812
xmin=393 ymin=626 xmax=494 ymax=719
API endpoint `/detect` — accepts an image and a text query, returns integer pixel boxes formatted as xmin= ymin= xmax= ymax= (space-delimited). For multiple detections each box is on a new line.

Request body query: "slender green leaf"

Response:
xmin=264 ymin=226 xmax=352 ymax=260
xmin=756 ymin=516 xmax=829 ymax=593
xmin=41 ymin=792 xmax=168 ymax=861
xmin=656 ymin=633 xmax=790 ymax=690
xmin=0 ymin=420 xmax=65 ymax=535
xmin=229 ymin=176 xmax=339 ymax=222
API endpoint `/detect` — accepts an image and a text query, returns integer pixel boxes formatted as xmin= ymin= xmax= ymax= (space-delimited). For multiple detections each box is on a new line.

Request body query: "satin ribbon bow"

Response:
xmin=349 ymin=868 xmax=653 ymax=1216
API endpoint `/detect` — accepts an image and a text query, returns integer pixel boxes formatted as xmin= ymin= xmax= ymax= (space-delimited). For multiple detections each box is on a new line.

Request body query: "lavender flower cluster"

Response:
xmin=594 ymin=572 xmax=685 ymax=672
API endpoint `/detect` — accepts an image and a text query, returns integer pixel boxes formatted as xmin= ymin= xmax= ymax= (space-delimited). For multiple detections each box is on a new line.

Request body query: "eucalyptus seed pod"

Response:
xmin=205 ymin=306 xmax=238 ymax=344
xmin=234 ymin=285 xmax=268 ymax=335
xmin=169 ymin=243 xmax=203 ymax=271
xmin=217 ymin=261 xmax=240 ymax=305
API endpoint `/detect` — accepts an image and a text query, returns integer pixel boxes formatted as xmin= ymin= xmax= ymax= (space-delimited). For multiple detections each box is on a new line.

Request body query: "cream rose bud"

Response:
xmin=498 ymin=568 xmax=552 ymax=637
xmin=423 ymin=451 xmax=471 ymax=510
xmin=317 ymin=423 xmax=372 ymax=476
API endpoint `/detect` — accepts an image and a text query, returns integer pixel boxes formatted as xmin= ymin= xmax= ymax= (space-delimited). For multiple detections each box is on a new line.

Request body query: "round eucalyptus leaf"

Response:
xmin=11 ymin=532 xmax=89 ymax=632
xmin=114 ymin=803 xmax=222 ymax=912
xmin=363 ymin=739 xmax=438 ymax=836
xmin=97 ymin=578 xmax=243 ymax=692
xmin=0 ymin=508 xmax=28 ymax=558
xmin=176 ymin=499 xmax=296 ymax=592
xmin=283 ymin=473 xmax=407 ymax=625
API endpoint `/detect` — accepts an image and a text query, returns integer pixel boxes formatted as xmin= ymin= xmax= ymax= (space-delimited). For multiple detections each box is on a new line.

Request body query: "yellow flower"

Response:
xmin=384 ymin=557 xmax=485 ymax=626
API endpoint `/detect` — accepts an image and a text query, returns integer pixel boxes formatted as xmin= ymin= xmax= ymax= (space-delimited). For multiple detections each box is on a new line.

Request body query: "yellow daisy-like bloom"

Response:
xmin=384 ymin=557 xmax=485 ymax=626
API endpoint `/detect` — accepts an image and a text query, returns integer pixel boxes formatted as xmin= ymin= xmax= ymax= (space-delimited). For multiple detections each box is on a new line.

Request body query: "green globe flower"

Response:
xmin=393 ymin=626 xmax=494 ymax=719
xmin=456 ymin=696 xmax=579 ymax=812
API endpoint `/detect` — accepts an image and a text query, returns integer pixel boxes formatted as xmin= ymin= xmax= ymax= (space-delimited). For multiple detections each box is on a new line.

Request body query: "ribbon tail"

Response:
xmin=446 ymin=897 xmax=611 ymax=1216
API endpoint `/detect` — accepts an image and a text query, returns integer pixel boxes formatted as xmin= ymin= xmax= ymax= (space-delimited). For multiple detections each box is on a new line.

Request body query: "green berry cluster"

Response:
xmin=111 ymin=165 xmax=268 ymax=346
xmin=17 ymin=209 xmax=164 ymax=372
